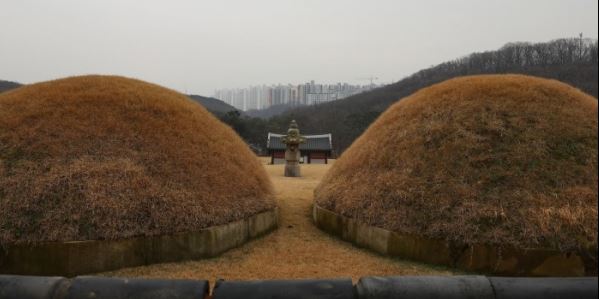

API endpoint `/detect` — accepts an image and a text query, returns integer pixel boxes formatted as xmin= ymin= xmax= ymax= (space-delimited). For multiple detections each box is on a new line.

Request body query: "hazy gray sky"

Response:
xmin=1 ymin=0 xmax=597 ymax=96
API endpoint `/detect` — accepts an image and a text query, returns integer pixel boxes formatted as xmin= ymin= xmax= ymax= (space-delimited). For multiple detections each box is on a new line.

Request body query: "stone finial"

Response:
xmin=282 ymin=120 xmax=305 ymax=177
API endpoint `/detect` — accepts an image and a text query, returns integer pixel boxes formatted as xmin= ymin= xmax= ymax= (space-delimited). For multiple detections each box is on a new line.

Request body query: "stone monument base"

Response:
xmin=285 ymin=163 xmax=301 ymax=177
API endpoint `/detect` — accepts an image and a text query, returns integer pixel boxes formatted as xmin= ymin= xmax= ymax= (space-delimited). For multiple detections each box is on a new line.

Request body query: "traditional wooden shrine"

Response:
xmin=267 ymin=130 xmax=332 ymax=164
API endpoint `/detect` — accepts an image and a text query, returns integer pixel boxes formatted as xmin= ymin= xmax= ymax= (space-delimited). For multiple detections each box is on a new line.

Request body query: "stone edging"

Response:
xmin=312 ymin=204 xmax=596 ymax=276
xmin=3 ymin=274 xmax=597 ymax=299
xmin=0 ymin=208 xmax=279 ymax=277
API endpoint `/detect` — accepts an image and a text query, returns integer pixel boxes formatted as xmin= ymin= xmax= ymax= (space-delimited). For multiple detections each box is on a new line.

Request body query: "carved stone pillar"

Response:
xmin=282 ymin=120 xmax=305 ymax=177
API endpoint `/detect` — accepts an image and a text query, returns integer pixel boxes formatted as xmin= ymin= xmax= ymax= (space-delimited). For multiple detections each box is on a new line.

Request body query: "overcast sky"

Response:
xmin=1 ymin=0 xmax=597 ymax=96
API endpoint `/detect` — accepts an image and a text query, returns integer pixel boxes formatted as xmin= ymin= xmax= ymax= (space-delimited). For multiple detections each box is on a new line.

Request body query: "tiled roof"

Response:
xmin=267 ymin=133 xmax=332 ymax=151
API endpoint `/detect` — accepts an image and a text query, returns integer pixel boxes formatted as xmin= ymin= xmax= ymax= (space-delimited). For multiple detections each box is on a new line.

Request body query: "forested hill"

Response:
xmin=187 ymin=94 xmax=238 ymax=115
xmin=0 ymin=80 xmax=22 ymax=93
xmin=246 ymin=103 xmax=306 ymax=119
xmin=254 ymin=38 xmax=598 ymax=155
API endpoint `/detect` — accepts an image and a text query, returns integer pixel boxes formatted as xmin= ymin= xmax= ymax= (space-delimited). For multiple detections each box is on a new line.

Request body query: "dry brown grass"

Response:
xmin=101 ymin=159 xmax=456 ymax=282
xmin=0 ymin=75 xmax=274 ymax=245
xmin=315 ymin=75 xmax=598 ymax=253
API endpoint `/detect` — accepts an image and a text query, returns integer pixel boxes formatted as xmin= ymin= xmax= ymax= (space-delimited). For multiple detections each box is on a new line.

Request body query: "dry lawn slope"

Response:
xmin=0 ymin=75 xmax=274 ymax=245
xmin=315 ymin=74 xmax=598 ymax=253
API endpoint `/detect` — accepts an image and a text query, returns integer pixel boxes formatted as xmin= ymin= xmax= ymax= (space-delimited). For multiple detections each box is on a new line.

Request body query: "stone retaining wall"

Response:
xmin=1 ymin=274 xmax=597 ymax=299
xmin=0 ymin=208 xmax=279 ymax=277
xmin=312 ymin=204 xmax=596 ymax=276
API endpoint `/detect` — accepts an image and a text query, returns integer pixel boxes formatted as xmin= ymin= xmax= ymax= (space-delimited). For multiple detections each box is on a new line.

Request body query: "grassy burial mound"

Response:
xmin=0 ymin=75 xmax=275 ymax=245
xmin=315 ymin=75 xmax=598 ymax=256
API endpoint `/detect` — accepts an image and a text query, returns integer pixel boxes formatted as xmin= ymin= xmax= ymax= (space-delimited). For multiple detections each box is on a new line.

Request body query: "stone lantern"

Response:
xmin=282 ymin=120 xmax=306 ymax=177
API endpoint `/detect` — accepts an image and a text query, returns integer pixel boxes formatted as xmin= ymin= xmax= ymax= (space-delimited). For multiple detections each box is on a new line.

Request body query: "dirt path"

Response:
xmin=102 ymin=161 xmax=455 ymax=282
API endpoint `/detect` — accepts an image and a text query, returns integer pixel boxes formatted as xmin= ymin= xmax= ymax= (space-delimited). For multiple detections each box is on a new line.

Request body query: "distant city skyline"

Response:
xmin=0 ymin=0 xmax=597 ymax=95
xmin=214 ymin=81 xmax=383 ymax=111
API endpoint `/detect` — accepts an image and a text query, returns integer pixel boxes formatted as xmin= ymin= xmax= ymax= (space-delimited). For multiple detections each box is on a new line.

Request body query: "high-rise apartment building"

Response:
xmin=214 ymin=81 xmax=379 ymax=111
